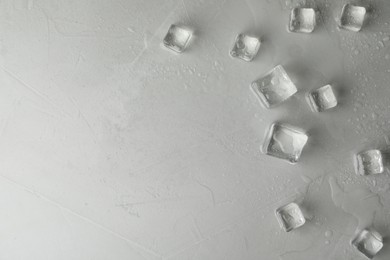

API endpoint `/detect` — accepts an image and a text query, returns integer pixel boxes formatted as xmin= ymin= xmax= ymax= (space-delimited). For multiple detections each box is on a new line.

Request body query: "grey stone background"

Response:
xmin=0 ymin=0 xmax=389 ymax=259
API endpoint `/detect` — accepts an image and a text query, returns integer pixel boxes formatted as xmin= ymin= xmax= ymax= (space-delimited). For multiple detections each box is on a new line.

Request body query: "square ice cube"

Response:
xmin=307 ymin=84 xmax=338 ymax=112
xmin=289 ymin=8 xmax=316 ymax=33
xmin=251 ymin=65 xmax=298 ymax=108
xmin=339 ymin=4 xmax=367 ymax=32
xmin=355 ymin=150 xmax=384 ymax=176
xmin=275 ymin=202 xmax=306 ymax=232
xmin=351 ymin=229 xmax=383 ymax=259
xmin=230 ymin=34 xmax=261 ymax=62
xmin=263 ymin=123 xmax=308 ymax=164
xmin=163 ymin=24 xmax=192 ymax=53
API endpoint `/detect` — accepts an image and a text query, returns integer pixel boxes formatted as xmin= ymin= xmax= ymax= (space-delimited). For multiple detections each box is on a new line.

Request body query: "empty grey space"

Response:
xmin=0 ymin=0 xmax=389 ymax=259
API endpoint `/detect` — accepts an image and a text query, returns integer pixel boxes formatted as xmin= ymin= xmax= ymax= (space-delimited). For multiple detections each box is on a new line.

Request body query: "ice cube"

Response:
xmin=163 ymin=25 xmax=192 ymax=53
xmin=339 ymin=4 xmax=367 ymax=32
xmin=307 ymin=84 xmax=337 ymax=112
xmin=251 ymin=65 xmax=297 ymax=108
xmin=275 ymin=202 xmax=306 ymax=232
xmin=355 ymin=150 xmax=384 ymax=176
xmin=351 ymin=229 xmax=383 ymax=259
xmin=230 ymin=34 xmax=261 ymax=62
xmin=263 ymin=123 xmax=308 ymax=164
xmin=289 ymin=8 xmax=316 ymax=33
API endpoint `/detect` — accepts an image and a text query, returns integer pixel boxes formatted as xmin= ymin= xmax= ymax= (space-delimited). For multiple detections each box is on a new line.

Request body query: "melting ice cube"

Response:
xmin=263 ymin=123 xmax=308 ymax=164
xmin=275 ymin=202 xmax=306 ymax=232
xmin=289 ymin=8 xmax=316 ymax=33
xmin=339 ymin=4 xmax=367 ymax=32
xmin=251 ymin=65 xmax=297 ymax=108
xmin=230 ymin=34 xmax=261 ymax=62
xmin=351 ymin=229 xmax=383 ymax=259
xmin=163 ymin=24 xmax=192 ymax=53
xmin=307 ymin=84 xmax=337 ymax=112
xmin=355 ymin=149 xmax=384 ymax=176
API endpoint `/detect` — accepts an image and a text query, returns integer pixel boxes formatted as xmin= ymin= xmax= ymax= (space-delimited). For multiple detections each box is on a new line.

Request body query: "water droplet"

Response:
xmin=325 ymin=230 xmax=333 ymax=238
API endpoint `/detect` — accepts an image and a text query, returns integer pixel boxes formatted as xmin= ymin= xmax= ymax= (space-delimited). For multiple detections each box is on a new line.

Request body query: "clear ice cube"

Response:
xmin=307 ymin=84 xmax=337 ymax=112
xmin=289 ymin=8 xmax=316 ymax=33
xmin=352 ymin=229 xmax=383 ymax=259
xmin=230 ymin=34 xmax=261 ymax=62
xmin=163 ymin=24 xmax=192 ymax=53
xmin=339 ymin=4 xmax=367 ymax=32
xmin=251 ymin=65 xmax=298 ymax=108
xmin=275 ymin=202 xmax=306 ymax=232
xmin=263 ymin=123 xmax=308 ymax=164
xmin=355 ymin=150 xmax=384 ymax=176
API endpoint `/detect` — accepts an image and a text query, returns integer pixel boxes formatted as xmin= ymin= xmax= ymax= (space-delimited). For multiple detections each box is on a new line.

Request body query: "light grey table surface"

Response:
xmin=0 ymin=0 xmax=389 ymax=259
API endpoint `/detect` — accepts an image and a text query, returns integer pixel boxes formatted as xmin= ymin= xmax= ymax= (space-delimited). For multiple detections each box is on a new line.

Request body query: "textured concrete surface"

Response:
xmin=0 ymin=0 xmax=390 ymax=259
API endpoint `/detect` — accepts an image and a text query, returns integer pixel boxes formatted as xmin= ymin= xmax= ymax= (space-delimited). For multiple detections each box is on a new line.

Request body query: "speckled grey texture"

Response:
xmin=0 ymin=0 xmax=389 ymax=259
